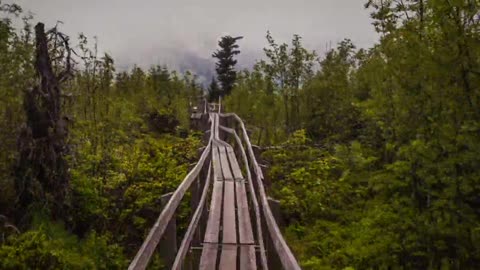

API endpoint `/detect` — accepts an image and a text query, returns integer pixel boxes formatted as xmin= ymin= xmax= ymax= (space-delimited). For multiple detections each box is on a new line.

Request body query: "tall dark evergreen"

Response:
xmin=212 ymin=35 xmax=243 ymax=97
xmin=207 ymin=76 xmax=221 ymax=102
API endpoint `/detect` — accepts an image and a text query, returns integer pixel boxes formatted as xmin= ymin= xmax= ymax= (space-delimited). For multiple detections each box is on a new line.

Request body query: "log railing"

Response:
xmin=128 ymin=102 xmax=301 ymax=270
xmin=219 ymin=113 xmax=301 ymax=270
xmin=128 ymin=114 xmax=214 ymax=270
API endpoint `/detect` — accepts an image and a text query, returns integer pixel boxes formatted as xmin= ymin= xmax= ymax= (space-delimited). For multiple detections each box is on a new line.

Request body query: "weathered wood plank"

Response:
xmin=236 ymin=181 xmax=254 ymax=244
xmin=228 ymin=145 xmax=254 ymax=245
xmin=219 ymin=146 xmax=234 ymax=181
xmin=219 ymin=245 xmax=237 ymax=270
xmin=235 ymin=163 xmax=256 ymax=269
xmin=240 ymin=246 xmax=256 ymax=270
xmin=203 ymin=175 xmax=223 ymax=243
xmin=199 ymin=243 xmax=217 ymax=270
xmin=227 ymin=148 xmax=243 ymax=180
xmin=199 ymin=179 xmax=223 ymax=269
xmin=222 ymin=179 xmax=236 ymax=244
xmin=218 ymin=124 xmax=268 ymax=270
xmin=228 ymin=147 xmax=256 ymax=269
xmin=212 ymin=146 xmax=223 ymax=181
xmin=220 ymin=113 xmax=301 ymax=270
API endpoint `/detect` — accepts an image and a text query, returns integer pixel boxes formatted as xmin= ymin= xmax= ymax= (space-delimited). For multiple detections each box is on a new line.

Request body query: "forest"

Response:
xmin=1 ymin=0 xmax=480 ymax=269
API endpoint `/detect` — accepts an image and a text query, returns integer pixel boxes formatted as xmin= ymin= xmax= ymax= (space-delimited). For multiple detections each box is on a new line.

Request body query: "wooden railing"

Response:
xmin=128 ymin=102 xmax=301 ymax=270
xmin=219 ymin=113 xmax=301 ymax=270
xmin=128 ymin=115 xmax=214 ymax=270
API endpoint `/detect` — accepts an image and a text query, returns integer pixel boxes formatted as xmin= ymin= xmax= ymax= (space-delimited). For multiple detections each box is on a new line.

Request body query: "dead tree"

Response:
xmin=15 ymin=23 xmax=73 ymax=222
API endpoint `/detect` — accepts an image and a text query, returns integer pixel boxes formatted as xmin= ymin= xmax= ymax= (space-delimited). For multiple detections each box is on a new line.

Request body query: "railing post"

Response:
xmin=159 ymin=192 xmax=177 ymax=268
xmin=199 ymin=159 xmax=209 ymax=238
xmin=252 ymin=145 xmax=262 ymax=163
xmin=190 ymin=176 xmax=201 ymax=243
xmin=190 ymin=176 xmax=201 ymax=270
xmin=266 ymin=196 xmax=284 ymax=269
xmin=267 ymin=198 xmax=284 ymax=230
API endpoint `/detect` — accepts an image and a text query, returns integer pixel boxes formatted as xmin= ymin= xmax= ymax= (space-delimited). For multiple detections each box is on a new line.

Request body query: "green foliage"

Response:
xmin=228 ymin=1 xmax=480 ymax=269
xmin=302 ymin=40 xmax=362 ymax=143
xmin=0 ymin=218 xmax=127 ymax=269
xmin=0 ymin=5 xmax=203 ymax=268
xmin=0 ymin=4 xmax=34 ymax=215
xmin=225 ymin=68 xmax=286 ymax=144
xmin=259 ymin=32 xmax=317 ymax=132
xmin=69 ymin=132 xmax=200 ymax=242
xmin=2 ymin=0 xmax=480 ymax=268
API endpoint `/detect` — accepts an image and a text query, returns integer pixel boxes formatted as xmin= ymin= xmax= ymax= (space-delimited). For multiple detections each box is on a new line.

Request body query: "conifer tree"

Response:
xmin=207 ymin=76 xmax=221 ymax=102
xmin=212 ymin=35 xmax=243 ymax=97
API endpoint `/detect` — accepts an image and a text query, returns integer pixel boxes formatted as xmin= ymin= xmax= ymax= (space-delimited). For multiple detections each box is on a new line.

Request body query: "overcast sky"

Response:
xmin=15 ymin=0 xmax=378 ymax=80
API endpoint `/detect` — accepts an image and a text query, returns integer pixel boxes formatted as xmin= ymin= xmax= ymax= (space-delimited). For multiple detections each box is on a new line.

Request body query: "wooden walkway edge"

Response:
xmin=128 ymin=103 xmax=301 ymax=270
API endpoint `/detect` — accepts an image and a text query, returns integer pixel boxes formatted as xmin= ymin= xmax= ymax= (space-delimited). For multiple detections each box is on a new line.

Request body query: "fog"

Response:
xmin=16 ymin=0 xmax=378 ymax=82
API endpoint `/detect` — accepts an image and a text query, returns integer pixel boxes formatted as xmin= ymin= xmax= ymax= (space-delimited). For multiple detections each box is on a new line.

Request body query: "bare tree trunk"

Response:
xmin=15 ymin=23 xmax=70 ymax=222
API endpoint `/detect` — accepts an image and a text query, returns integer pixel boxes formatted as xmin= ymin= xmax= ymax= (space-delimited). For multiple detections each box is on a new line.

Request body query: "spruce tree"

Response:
xmin=208 ymin=76 xmax=221 ymax=102
xmin=212 ymin=35 xmax=243 ymax=97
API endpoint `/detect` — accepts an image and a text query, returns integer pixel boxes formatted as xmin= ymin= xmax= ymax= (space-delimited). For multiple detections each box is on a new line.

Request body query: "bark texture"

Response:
xmin=15 ymin=23 xmax=70 ymax=221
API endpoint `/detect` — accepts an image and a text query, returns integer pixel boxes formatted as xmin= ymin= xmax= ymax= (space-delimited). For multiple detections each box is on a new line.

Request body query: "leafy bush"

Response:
xmin=0 ymin=218 xmax=127 ymax=269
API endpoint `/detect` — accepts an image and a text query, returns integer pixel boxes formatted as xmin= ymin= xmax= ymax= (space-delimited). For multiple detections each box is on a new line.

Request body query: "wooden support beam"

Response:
xmin=172 ymin=164 xmax=213 ymax=270
xmin=159 ymin=192 xmax=177 ymax=269
xmin=267 ymin=198 xmax=283 ymax=228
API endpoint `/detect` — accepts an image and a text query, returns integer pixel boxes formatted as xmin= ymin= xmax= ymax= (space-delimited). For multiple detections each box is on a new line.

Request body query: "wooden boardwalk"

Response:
xmin=128 ymin=102 xmax=301 ymax=270
xmin=199 ymin=113 xmax=256 ymax=270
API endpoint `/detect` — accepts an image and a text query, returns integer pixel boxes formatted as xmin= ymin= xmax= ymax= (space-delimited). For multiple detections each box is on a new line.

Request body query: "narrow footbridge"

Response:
xmin=129 ymin=103 xmax=301 ymax=270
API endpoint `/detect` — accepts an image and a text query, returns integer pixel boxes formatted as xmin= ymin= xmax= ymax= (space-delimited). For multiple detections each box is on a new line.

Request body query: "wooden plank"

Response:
xmin=240 ymin=246 xmax=256 ymax=270
xmin=218 ymin=124 xmax=267 ymax=270
xmin=228 ymin=146 xmax=254 ymax=244
xmin=235 ymin=181 xmax=254 ymax=244
xmin=222 ymin=179 xmax=236 ymax=244
xmin=199 ymin=244 xmax=217 ymax=270
xmin=237 ymin=182 xmax=256 ymax=270
xmin=228 ymin=147 xmax=256 ymax=269
xmin=219 ymin=245 xmax=237 ymax=270
xmin=200 ymin=145 xmax=223 ymax=269
xmin=212 ymin=146 xmax=223 ymax=181
xmin=220 ymin=144 xmax=237 ymax=248
xmin=220 ymin=113 xmax=301 ymax=270
xmin=227 ymin=147 xmax=243 ymax=180
xmin=203 ymin=175 xmax=223 ymax=243
xmin=199 ymin=180 xmax=223 ymax=269
xmin=218 ymin=146 xmax=234 ymax=181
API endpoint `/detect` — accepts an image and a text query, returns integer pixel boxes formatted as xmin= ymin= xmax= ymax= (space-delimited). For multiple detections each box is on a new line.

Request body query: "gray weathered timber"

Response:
xmin=218 ymin=124 xmax=268 ymax=270
xmin=129 ymin=108 xmax=301 ymax=270
xmin=127 ymin=115 xmax=214 ymax=270
xmin=220 ymin=114 xmax=301 ymax=270
xmin=172 ymin=163 xmax=212 ymax=270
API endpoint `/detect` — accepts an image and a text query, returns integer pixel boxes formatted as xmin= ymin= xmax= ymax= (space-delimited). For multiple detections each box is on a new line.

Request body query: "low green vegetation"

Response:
xmin=1 ymin=0 xmax=480 ymax=269
xmin=226 ymin=1 xmax=480 ymax=269
xmin=0 ymin=4 xmax=202 ymax=268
